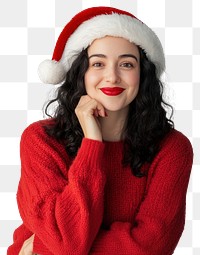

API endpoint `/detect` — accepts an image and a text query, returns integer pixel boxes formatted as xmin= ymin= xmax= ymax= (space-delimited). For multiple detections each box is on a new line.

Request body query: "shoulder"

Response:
xmin=156 ymin=128 xmax=193 ymax=166
xmin=161 ymin=129 xmax=193 ymax=154
xmin=21 ymin=118 xmax=55 ymax=139
xmin=145 ymin=129 xmax=193 ymax=183
xmin=20 ymin=119 xmax=65 ymax=152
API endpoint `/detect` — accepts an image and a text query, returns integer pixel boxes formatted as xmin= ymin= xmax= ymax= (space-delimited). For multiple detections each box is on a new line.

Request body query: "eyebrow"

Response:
xmin=88 ymin=54 xmax=138 ymax=62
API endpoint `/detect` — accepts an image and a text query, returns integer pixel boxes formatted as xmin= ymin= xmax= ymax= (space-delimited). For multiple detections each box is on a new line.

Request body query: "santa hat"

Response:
xmin=38 ymin=6 xmax=165 ymax=85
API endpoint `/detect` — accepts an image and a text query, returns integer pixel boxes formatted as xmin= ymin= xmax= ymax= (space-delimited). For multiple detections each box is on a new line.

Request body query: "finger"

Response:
xmin=94 ymin=109 xmax=99 ymax=117
xmin=88 ymin=99 xmax=107 ymax=118
xmin=96 ymin=103 xmax=106 ymax=117
xmin=77 ymin=98 xmax=97 ymax=114
xmin=77 ymin=95 xmax=92 ymax=107
xmin=87 ymin=100 xmax=105 ymax=117
xmin=19 ymin=234 xmax=35 ymax=255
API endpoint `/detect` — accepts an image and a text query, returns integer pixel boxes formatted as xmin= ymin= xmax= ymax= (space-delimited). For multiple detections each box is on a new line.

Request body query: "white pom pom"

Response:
xmin=38 ymin=59 xmax=66 ymax=85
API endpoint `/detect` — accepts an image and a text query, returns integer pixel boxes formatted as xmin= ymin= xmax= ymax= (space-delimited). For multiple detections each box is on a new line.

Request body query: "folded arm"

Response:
xmin=17 ymin=122 xmax=106 ymax=255
xmin=89 ymin=131 xmax=193 ymax=255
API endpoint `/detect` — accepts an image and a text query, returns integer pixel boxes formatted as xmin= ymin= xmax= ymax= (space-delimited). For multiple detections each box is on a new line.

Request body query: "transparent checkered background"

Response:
xmin=0 ymin=0 xmax=199 ymax=254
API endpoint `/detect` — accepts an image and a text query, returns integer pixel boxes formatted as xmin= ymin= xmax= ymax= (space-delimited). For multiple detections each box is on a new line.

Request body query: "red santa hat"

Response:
xmin=38 ymin=6 xmax=165 ymax=85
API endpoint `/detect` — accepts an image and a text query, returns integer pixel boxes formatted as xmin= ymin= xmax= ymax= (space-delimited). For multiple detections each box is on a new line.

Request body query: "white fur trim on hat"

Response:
xmin=38 ymin=12 xmax=165 ymax=84
xmin=61 ymin=13 xmax=165 ymax=78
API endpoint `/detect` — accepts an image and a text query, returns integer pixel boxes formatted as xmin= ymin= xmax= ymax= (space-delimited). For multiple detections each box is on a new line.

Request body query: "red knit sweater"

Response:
xmin=8 ymin=120 xmax=193 ymax=255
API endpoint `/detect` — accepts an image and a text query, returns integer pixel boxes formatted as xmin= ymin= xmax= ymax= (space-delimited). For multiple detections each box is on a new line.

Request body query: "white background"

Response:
xmin=0 ymin=0 xmax=199 ymax=254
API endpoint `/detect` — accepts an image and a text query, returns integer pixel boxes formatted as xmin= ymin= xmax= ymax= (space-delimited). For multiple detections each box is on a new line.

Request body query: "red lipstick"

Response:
xmin=100 ymin=87 xmax=125 ymax=96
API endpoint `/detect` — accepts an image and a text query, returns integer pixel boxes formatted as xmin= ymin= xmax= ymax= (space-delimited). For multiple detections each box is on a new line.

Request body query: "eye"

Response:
xmin=92 ymin=62 xmax=104 ymax=67
xmin=120 ymin=62 xmax=134 ymax=68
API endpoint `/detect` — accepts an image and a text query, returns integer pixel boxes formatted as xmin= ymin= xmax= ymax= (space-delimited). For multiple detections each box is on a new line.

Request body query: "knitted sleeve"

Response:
xmin=89 ymin=131 xmax=193 ymax=255
xmin=17 ymin=121 xmax=106 ymax=255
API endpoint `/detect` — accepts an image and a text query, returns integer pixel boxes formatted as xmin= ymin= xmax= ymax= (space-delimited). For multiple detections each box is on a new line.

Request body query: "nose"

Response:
xmin=105 ymin=66 xmax=121 ymax=84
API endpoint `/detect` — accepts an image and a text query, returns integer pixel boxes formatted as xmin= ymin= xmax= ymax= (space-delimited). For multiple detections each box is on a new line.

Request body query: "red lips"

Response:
xmin=100 ymin=87 xmax=125 ymax=96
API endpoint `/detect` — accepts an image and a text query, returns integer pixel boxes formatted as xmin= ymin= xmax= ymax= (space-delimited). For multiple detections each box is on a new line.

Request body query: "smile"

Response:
xmin=100 ymin=87 xmax=125 ymax=96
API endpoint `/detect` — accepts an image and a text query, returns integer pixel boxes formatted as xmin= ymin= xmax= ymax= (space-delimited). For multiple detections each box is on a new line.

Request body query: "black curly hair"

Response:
xmin=43 ymin=47 xmax=174 ymax=177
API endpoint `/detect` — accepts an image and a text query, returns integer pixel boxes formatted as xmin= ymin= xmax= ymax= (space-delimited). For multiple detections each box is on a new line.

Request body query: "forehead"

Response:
xmin=87 ymin=36 xmax=139 ymax=57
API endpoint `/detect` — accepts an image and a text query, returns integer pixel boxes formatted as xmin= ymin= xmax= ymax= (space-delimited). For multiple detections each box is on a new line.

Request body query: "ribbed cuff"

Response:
xmin=68 ymin=138 xmax=106 ymax=183
xmin=76 ymin=138 xmax=105 ymax=168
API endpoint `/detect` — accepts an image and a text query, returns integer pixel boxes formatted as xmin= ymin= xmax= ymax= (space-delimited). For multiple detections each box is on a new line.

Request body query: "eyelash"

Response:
xmin=92 ymin=62 xmax=103 ymax=67
xmin=91 ymin=62 xmax=134 ymax=68
xmin=120 ymin=62 xmax=134 ymax=68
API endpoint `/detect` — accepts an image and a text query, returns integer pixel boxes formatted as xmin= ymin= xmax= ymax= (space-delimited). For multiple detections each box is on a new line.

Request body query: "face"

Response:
xmin=84 ymin=36 xmax=140 ymax=112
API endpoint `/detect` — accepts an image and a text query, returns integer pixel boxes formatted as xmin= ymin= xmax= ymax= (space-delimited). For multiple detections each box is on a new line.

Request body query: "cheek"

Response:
xmin=85 ymin=71 xmax=97 ymax=85
xmin=126 ymin=72 xmax=140 ymax=98
xmin=84 ymin=71 xmax=90 ymax=89
xmin=126 ymin=71 xmax=140 ymax=88
xmin=84 ymin=71 xmax=102 ymax=93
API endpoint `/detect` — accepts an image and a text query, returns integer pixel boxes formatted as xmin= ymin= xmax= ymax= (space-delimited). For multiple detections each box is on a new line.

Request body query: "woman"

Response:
xmin=8 ymin=6 xmax=193 ymax=255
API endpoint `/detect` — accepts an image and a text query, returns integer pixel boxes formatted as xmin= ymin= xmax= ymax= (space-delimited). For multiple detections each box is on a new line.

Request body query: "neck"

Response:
xmin=99 ymin=107 xmax=129 ymax=142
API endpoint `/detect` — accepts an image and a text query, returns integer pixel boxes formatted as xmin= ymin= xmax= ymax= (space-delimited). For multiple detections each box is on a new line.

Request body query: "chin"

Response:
xmin=103 ymin=103 xmax=128 ymax=112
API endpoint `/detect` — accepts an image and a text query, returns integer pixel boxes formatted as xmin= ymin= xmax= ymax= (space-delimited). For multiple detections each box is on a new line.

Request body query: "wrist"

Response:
xmin=85 ymin=135 xmax=102 ymax=142
xmin=84 ymin=131 xmax=102 ymax=142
